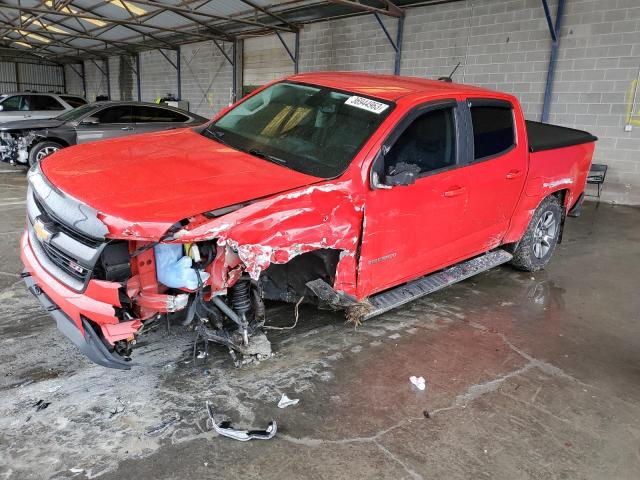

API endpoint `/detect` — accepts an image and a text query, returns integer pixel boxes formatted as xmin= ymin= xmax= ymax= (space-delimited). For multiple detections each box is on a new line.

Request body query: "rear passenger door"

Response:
xmin=130 ymin=105 xmax=190 ymax=135
xmin=459 ymin=99 xmax=527 ymax=255
xmin=26 ymin=94 xmax=66 ymax=119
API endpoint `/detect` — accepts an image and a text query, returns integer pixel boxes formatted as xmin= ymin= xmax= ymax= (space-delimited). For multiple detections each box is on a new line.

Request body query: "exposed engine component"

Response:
xmin=0 ymin=131 xmax=38 ymax=164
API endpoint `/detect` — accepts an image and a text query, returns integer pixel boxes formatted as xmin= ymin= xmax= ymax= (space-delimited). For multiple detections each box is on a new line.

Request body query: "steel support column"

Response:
xmin=294 ymin=30 xmax=300 ymax=74
xmin=373 ymin=12 xmax=404 ymax=75
xmin=105 ymin=58 xmax=111 ymax=100
xmin=541 ymin=0 xmax=565 ymax=123
xmin=176 ymin=46 xmax=182 ymax=100
xmin=232 ymin=41 xmax=238 ymax=103
xmin=81 ymin=62 xmax=86 ymax=99
xmin=276 ymin=31 xmax=299 ymax=72
xmin=135 ymin=54 xmax=142 ymax=101
xmin=394 ymin=15 xmax=404 ymax=75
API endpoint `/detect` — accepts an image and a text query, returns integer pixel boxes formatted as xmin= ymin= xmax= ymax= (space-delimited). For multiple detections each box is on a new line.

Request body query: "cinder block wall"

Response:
xmin=63 ymin=65 xmax=84 ymax=96
xmin=180 ymin=41 xmax=234 ymax=118
xmin=297 ymin=0 xmax=640 ymax=205
xmin=59 ymin=0 xmax=639 ymax=204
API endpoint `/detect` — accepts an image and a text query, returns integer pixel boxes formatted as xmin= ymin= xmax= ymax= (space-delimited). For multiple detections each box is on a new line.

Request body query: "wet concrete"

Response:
xmin=0 ymin=167 xmax=639 ymax=479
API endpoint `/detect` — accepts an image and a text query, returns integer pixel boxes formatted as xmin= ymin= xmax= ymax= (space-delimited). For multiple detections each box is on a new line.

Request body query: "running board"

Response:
xmin=364 ymin=249 xmax=513 ymax=320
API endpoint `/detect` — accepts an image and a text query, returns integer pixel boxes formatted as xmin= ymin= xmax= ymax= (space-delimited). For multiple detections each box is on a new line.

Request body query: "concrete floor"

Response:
xmin=0 ymin=167 xmax=639 ymax=480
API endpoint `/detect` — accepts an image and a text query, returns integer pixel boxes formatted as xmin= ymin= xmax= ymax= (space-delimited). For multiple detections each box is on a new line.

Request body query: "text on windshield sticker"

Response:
xmin=344 ymin=96 xmax=389 ymax=114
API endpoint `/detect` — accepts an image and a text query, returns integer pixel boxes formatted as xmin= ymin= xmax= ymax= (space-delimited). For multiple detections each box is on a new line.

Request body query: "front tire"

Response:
xmin=28 ymin=141 xmax=62 ymax=167
xmin=510 ymin=195 xmax=563 ymax=272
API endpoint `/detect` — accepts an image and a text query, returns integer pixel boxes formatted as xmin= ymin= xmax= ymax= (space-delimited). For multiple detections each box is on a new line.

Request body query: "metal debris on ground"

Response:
xmin=277 ymin=394 xmax=300 ymax=408
xmin=145 ymin=414 xmax=181 ymax=436
xmin=410 ymin=376 xmax=426 ymax=391
xmin=206 ymin=402 xmax=277 ymax=442
xmin=34 ymin=399 xmax=50 ymax=411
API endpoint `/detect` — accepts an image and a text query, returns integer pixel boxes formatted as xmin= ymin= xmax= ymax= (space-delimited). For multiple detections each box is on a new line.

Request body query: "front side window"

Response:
xmin=204 ymin=82 xmax=393 ymax=178
xmin=131 ymin=106 xmax=189 ymax=123
xmin=0 ymin=95 xmax=26 ymax=111
xmin=470 ymin=104 xmax=514 ymax=160
xmin=385 ymin=107 xmax=456 ymax=175
xmin=29 ymin=95 xmax=65 ymax=111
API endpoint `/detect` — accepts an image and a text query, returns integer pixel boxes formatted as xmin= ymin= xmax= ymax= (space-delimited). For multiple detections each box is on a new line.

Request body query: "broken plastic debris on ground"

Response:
xmin=206 ymin=401 xmax=277 ymax=442
xmin=410 ymin=375 xmax=426 ymax=391
xmin=277 ymin=393 xmax=300 ymax=408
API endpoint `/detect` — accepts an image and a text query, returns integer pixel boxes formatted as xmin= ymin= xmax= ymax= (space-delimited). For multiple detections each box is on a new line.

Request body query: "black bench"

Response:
xmin=586 ymin=163 xmax=607 ymax=198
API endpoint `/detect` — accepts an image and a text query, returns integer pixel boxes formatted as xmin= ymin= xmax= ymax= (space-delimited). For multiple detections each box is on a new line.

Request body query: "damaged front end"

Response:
xmin=0 ymin=131 xmax=38 ymax=164
xmin=22 ymin=165 xmax=363 ymax=369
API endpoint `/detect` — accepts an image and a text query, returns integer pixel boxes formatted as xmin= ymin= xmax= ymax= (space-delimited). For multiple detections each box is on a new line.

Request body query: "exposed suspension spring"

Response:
xmin=230 ymin=278 xmax=252 ymax=316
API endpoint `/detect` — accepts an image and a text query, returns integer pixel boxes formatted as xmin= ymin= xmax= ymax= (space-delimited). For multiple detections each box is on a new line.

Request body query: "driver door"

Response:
xmin=358 ymin=100 xmax=472 ymax=297
xmin=75 ymin=105 xmax=134 ymax=144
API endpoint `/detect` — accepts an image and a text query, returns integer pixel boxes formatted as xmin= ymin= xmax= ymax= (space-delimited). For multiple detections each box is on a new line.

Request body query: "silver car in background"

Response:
xmin=0 ymin=92 xmax=87 ymax=122
xmin=0 ymin=101 xmax=209 ymax=166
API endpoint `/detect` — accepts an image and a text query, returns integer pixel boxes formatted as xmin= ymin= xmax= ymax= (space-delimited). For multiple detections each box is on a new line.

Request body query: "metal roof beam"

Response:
xmin=68 ymin=2 xmax=177 ymax=49
xmin=236 ymin=0 xmax=298 ymax=30
xmin=126 ymin=0 xmax=296 ymax=32
xmin=0 ymin=4 xmax=232 ymax=42
xmin=326 ymin=0 xmax=404 ymax=18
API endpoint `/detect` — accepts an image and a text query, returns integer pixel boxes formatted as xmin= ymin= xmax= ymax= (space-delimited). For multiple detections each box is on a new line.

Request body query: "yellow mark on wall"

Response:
xmin=626 ymin=79 xmax=640 ymax=126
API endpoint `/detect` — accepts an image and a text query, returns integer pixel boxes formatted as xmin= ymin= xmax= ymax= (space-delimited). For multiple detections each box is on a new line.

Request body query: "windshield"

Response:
xmin=56 ymin=104 xmax=96 ymax=122
xmin=203 ymin=82 xmax=394 ymax=178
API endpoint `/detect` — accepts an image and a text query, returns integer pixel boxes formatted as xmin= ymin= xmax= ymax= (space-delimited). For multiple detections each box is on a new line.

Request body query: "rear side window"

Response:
xmin=61 ymin=96 xmax=87 ymax=108
xmin=470 ymin=104 xmax=514 ymax=160
xmin=29 ymin=95 xmax=65 ymax=111
xmin=130 ymin=106 xmax=189 ymax=123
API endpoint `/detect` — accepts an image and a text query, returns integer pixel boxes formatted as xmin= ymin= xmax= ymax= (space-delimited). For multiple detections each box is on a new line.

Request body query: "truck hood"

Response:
xmin=41 ymin=128 xmax=320 ymax=227
xmin=0 ymin=118 xmax=65 ymax=131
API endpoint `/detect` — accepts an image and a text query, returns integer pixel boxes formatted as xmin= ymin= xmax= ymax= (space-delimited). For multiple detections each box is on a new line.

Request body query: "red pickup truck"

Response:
xmin=21 ymin=73 xmax=596 ymax=368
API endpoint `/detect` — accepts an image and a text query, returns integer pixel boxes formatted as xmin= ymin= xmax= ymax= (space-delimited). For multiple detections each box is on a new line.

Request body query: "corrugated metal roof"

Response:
xmin=0 ymin=0 xmax=457 ymax=62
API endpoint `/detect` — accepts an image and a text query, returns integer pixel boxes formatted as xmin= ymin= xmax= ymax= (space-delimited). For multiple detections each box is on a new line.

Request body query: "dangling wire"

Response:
xmin=263 ymin=296 xmax=304 ymax=331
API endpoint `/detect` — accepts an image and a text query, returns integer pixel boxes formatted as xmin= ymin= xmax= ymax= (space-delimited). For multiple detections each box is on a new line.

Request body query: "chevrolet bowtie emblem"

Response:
xmin=33 ymin=218 xmax=52 ymax=243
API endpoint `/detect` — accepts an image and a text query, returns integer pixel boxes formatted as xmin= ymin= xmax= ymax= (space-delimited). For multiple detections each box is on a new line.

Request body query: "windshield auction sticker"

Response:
xmin=345 ymin=96 xmax=389 ymax=114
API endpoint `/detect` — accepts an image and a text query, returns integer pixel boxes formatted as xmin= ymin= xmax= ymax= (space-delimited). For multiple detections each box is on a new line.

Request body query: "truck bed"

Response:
xmin=526 ymin=120 xmax=598 ymax=153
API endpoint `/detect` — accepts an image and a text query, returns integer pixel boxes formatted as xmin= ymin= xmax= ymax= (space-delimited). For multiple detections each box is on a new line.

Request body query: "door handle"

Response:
xmin=442 ymin=186 xmax=466 ymax=197
xmin=121 ymin=126 xmax=134 ymax=131
xmin=506 ymin=169 xmax=522 ymax=179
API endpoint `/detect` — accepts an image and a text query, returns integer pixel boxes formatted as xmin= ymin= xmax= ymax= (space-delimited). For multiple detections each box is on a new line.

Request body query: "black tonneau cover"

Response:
xmin=526 ymin=120 xmax=597 ymax=153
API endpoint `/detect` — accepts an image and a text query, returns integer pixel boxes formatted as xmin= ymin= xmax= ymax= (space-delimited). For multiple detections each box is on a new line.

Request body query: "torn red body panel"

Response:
xmin=20 ymin=72 xmax=596 ymax=369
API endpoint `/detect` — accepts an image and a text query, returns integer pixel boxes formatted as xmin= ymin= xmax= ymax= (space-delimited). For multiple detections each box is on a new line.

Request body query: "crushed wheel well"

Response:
xmin=259 ymin=249 xmax=341 ymax=303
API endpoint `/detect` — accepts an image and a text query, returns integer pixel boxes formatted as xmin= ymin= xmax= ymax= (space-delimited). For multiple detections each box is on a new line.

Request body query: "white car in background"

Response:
xmin=0 ymin=92 xmax=87 ymax=123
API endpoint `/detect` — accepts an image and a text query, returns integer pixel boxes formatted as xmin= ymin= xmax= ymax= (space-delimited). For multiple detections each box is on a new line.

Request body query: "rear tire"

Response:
xmin=28 ymin=141 xmax=62 ymax=167
xmin=510 ymin=195 xmax=563 ymax=272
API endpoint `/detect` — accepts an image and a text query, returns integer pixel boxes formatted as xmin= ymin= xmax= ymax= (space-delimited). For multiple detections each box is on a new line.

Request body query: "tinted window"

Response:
xmin=61 ymin=96 xmax=87 ymax=108
xmin=95 ymin=106 xmax=133 ymax=123
xmin=57 ymin=104 xmax=96 ymax=122
xmin=29 ymin=95 xmax=65 ymax=111
xmin=385 ymin=107 xmax=456 ymax=175
xmin=207 ymin=82 xmax=393 ymax=178
xmin=470 ymin=105 xmax=514 ymax=160
xmin=0 ymin=95 xmax=26 ymax=111
xmin=131 ymin=106 xmax=189 ymax=123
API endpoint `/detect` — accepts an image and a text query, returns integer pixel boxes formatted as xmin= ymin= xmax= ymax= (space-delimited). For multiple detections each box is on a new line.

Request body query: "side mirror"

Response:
xmin=81 ymin=116 xmax=99 ymax=125
xmin=384 ymin=162 xmax=420 ymax=187
xmin=0 ymin=105 xmax=4 ymax=112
